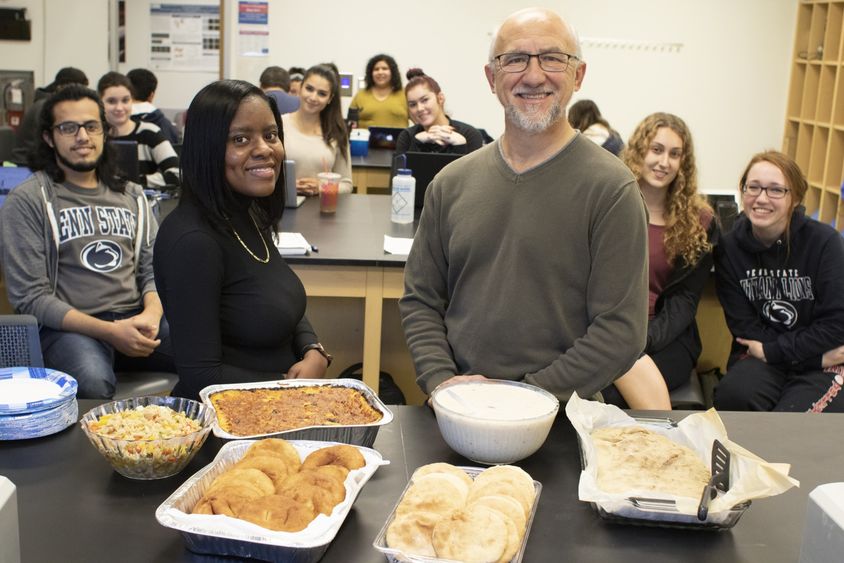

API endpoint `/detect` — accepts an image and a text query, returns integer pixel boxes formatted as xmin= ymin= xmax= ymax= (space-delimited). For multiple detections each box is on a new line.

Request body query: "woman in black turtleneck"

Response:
xmin=154 ymin=80 xmax=330 ymax=400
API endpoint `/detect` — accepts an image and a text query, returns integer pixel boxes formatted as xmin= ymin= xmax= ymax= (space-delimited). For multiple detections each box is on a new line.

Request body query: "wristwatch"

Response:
xmin=301 ymin=342 xmax=333 ymax=366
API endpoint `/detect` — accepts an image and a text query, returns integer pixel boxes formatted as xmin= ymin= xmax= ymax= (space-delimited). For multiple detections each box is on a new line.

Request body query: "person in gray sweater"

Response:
xmin=0 ymin=85 xmax=174 ymax=398
xmin=399 ymin=7 xmax=648 ymax=401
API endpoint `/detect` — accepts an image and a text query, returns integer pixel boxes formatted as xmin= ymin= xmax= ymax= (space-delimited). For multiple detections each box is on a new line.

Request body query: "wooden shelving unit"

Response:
xmin=784 ymin=0 xmax=844 ymax=230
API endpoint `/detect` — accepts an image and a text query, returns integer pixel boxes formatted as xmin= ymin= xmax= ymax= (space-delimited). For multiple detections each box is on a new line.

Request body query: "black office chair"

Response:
xmin=0 ymin=314 xmax=44 ymax=367
xmin=669 ymin=369 xmax=707 ymax=410
xmin=0 ymin=126 xmax=16 ymax=163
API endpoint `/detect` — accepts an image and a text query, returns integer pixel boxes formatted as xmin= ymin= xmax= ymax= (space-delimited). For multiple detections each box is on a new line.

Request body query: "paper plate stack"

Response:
xmin=0 ymin=367 xmax=78 ymax=440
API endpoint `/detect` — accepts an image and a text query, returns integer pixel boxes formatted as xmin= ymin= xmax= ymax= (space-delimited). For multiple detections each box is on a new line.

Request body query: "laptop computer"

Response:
xmin=109 ymin=140 xmax=141 ymax=184
xmin=369 ymin=127 xmax=404 ymax=150
xmin=394 ymin=151 xmax=462 ymax=208
xmin=284 ymin=160 xmax=305 ymax=208
xmin=0 ymin=166 xmax=32 ymax=207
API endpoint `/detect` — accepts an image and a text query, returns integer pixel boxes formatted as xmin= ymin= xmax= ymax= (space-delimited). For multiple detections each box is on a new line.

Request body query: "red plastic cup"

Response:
xmin=318 ymin=172 xmax=341 ymax=214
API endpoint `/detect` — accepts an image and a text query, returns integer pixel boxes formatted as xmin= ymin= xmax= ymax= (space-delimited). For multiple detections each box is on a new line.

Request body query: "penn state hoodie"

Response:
xmin=714 ymin=207 xmax=844 ymax=371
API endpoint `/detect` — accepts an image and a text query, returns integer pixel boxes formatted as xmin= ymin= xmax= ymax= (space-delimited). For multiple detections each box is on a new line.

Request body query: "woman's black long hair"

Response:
xmin=304 ymin=64 xmax=349 ymax=161
xmin=179 ymin=79 xmax=285 ymax=233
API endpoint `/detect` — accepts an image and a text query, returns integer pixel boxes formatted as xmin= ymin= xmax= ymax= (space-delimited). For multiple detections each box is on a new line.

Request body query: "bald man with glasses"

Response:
xmin=400 ymin=8 xmax=649 ymax=402
xmin=0 ymin=84 xmax=175 ymax=398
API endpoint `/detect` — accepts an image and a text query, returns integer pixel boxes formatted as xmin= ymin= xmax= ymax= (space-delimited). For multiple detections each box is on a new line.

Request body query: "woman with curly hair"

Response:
xmin=348 ymin=54 xmax=408 ymax=128
xmin=602 ymin=112 xmax=719 ymax=409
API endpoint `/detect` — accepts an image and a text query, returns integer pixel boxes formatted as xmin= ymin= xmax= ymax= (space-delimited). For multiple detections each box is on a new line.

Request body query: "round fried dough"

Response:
xmin=202 ymin=482 xmax=266 ymax=516
xmin=470 ymin=466 xmax=535 ymax=515
xmin=191 ymin=498 xmax=214 ymax=515
xmin=411 ymin=463 xmax=473 ymax=489
xmin=234 ymin=455 xmax=292 ymax=488
xmin=244 ymin=439 xmax=302 ymax=473
xmin=468 ymin=494 xmax=527 ymax=534
xmin=302 ymin=444 xmax=366 ymax=471
xmin=397 ymin=473 xmax=468 ymax=516
xmin=207 ymin=468 xmax=275 ymax=497
xmin=385 ymin=511 xmax=443 ymax=557
xmin=277 ymin=468 xmax=346 ymax=515
xmin=235 ymin=494 xmax=317 ymax=532
xmin=432 ymin=505 xmax=508 ymax=563
xmin=467 ymin=480 xmax=532 ymax=517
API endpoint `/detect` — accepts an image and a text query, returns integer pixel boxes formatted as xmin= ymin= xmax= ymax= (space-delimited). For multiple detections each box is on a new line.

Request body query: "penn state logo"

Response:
xmin=762 ymin=300 xmax=798 ymax=328
xmin=80 ymin=240 xmax=122 ymax=273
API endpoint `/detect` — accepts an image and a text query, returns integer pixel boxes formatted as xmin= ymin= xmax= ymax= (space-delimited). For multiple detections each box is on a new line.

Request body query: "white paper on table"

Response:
xmin=384 ymin=235 xmax=413 ymax=255
xmin=566 ymin=393 xmax=799 ymax=516
xmin=273 ymin=232 xmax=311 ymax=255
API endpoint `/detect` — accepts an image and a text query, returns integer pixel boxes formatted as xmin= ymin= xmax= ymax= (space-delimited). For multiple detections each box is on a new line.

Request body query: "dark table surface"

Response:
xmin=1 ymin=403 xmax=840 ymax=562
xmin=279 ymin=194 xmax=416 ymax=268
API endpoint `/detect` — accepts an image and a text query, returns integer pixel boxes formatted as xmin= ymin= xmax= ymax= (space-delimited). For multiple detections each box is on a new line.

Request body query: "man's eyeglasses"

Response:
xmin=493 ymin=51 xmax=579 ymax=73
xmin=742 ymin=184 xmax=790 ymax=199
xmin=53 ymin=121 xmax=104 ymax=137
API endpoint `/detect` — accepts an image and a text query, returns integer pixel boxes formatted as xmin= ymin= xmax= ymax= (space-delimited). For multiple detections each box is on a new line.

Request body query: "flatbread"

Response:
xmin=591 ymin=425 xmax=711 ymax=498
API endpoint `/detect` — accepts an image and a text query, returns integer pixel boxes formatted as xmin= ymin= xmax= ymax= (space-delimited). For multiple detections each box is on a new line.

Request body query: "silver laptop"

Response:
xmin=284 ymin=160 xmax=305 ymax=208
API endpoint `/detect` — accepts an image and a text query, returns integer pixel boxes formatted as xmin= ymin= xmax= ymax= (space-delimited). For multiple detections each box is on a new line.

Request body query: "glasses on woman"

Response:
xmin=493 ymin=51 xmax=579 ymax=73
xmin=741 ymin=184 xmax=790 ymax=199
xmin=53 ymin=120 xmax=104 ymax=137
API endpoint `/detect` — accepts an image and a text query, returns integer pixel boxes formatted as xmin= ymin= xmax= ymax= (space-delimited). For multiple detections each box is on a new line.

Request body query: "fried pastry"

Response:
xmin=385 ymin=511 xmax=443 ymax=557
xmin=302 ymin=444 xmax=365 ymax=472
xmin=397 ymin=473 xmax=469 ymax=516
xmin=236 ymin=494 xmax=317 ymax=532
xmin=411 ymin=462 xmax=473 ymax=489
xmin=243 ymin=438 xmax=302 ymax=474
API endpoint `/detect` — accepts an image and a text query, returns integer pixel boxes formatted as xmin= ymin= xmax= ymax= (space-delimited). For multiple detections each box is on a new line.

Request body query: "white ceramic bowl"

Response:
xmin=430 ymin=380 xmax=559 ymax=465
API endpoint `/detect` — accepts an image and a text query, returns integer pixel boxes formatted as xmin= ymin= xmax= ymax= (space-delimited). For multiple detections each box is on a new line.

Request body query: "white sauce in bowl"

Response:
xmin=435 ymin=383 xmax=557 ymax=421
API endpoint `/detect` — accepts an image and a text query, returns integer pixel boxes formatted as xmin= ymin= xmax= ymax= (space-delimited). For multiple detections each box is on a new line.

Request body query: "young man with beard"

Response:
xmin=399 ymin=8 xmax=649 ymax=401
xmin=0 ymin=85 xmax=174 ymax=398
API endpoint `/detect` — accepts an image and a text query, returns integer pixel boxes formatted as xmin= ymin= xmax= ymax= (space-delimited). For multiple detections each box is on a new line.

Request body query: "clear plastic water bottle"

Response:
xmin=391 ymin=168 xmax=415 ymax=224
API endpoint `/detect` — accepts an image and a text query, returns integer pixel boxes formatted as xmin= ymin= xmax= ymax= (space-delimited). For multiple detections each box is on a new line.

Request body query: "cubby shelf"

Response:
xmin=784 ymin=0 xmax=844 ymax=233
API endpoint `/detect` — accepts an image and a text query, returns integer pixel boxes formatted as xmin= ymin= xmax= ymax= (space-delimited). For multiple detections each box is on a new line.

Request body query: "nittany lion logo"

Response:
xmin=80 ymin=240 xmax=122 ymax=273
xmin=762 ymin=300 xmax=798 ymax=328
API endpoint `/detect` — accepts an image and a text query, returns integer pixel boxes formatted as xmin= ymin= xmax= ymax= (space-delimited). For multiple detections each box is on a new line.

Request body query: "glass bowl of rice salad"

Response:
xmin=80 ymin=396 xmax=214 ymax=480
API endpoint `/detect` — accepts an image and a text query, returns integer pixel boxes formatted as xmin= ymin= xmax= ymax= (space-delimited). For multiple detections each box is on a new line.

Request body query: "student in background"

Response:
xmin=288 ymin=67 xmax=305 ymax=96
xmin=12 ymin=67 xmax=89 ymax=164
xmin=97 ymin=72 xmax=180 ymax=188
xmin=568 ymin=99 xmax=624 ymax=156
xmin=282 ymin=64 xmax=352 ymax=196
xmin=349 ymin=54 xmax=409 ymax=129
xmin=601 ymin=112 xmax=718 ymax=409
xmin=154 ymin=80 xmax=329 ymax=401
xmin=259 ymin=66 xmax=300 ymax=115
xmin=126 ymin=68 xmax=180 ymax=145
xmin=714 ymin=150 xmax=844 ymax=412
xmin=0 ymin=84 xmax=174 ymax=398
xmin=395 ymin=68 xmax=483 ymax=155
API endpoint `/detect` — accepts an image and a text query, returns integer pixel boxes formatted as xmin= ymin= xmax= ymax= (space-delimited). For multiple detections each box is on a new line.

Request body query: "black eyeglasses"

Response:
xmin=742 ymin=184 xmax=790 ymax=199
xmin=53 ymin=121 xmax=104 ymax=137
xmin=493 ymin=51 xmax=579 ymax=73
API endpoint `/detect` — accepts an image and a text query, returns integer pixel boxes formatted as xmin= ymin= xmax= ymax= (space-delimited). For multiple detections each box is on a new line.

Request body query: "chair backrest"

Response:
xmin=0 ymin=126 xmax=16 ymax=163
xmin=0 ymin=314 xmax=43 ymax=367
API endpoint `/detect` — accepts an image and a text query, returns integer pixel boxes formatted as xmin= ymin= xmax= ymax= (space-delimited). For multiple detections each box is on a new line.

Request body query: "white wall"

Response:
xmin=0 ymin=0 xmax=797 ymax=190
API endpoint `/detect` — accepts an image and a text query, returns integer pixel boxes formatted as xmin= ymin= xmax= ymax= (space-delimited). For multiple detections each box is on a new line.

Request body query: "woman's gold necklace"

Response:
xmin=229 ymin=214 xmax=270 ymax=264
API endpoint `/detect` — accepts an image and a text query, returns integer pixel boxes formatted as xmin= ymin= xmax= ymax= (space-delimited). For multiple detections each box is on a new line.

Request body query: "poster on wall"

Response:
xmin=238 ymin=1 xmax=269 ymax=57
xmin=149 ymin=3 xmax=220 ymax=72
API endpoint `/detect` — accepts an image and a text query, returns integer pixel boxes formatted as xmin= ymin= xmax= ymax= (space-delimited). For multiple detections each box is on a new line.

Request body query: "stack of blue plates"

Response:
xmin=0 ymin=367 xmax=78 ymax=440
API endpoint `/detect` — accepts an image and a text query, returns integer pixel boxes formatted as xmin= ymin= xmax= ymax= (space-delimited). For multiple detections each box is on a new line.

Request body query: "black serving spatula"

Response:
xmin=697 ymin=439 xmax=730 ymax=521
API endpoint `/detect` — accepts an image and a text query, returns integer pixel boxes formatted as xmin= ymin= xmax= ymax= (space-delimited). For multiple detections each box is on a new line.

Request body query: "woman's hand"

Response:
xmin=287 ymin=349 xmax=328 ymax=379
xmin=427 ymin=125 xmax=467 ymax=146
xmin=736 ymin=337 xmax=767 ymax=362
xmin=296 ymin=177 xmax=319 ymax=196
xmin=822 ymin=345 xmax=844 ymax=368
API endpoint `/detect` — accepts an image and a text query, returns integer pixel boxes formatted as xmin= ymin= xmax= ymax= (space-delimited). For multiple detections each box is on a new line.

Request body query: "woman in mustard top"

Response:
xmin=349 ymin=54 xmax=408 ymax=129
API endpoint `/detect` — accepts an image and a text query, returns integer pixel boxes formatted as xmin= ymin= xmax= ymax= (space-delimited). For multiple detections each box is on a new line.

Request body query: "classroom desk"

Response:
xmin=1 ymin=402 xmax=836 ymax=562
xmin=350 ymin=148 xmax=393 ymax=194
xmin=280 ymin=195 xmax=413 ymax=394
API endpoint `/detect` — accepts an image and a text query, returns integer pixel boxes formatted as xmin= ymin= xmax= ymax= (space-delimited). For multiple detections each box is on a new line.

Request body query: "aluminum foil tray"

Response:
xmin=199 ymin=378 xmax=394 ymax=447
xmin=372 ymin=466 xmax=542 ymax=563
xmin=578 ymin=417 xmax=750 ymax=530
xmin=156 ymin=439 xmax=387 ymax=561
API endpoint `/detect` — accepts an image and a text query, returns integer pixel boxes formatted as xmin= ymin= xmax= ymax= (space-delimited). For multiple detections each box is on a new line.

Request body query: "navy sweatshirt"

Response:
xmin=714 ymin=207 xmax=844 ymax=370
